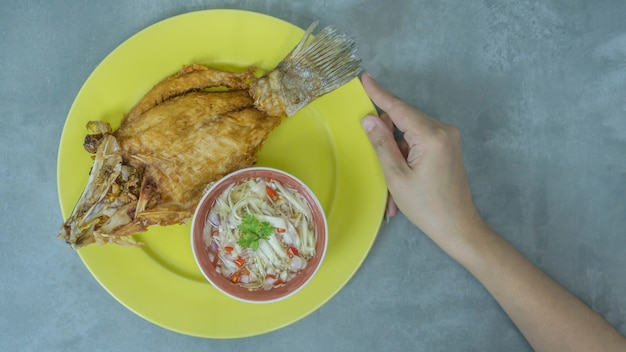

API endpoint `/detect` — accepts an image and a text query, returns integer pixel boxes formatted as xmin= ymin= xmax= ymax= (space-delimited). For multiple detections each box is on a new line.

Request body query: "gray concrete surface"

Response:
xmin=2 ymin=0 xmax=625 ymax=351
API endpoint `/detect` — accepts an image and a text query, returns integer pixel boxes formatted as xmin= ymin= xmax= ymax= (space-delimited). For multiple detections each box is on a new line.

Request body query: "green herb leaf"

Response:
xmin=237 ymin=233 xmax=259 ymax=250
xmin=237 ymin=214 xmax=273 ymax=250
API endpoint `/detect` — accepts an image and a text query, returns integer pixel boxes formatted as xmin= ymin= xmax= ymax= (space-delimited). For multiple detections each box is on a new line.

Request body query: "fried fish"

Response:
xmin=58 ymin=22 xmax=361 ymax=248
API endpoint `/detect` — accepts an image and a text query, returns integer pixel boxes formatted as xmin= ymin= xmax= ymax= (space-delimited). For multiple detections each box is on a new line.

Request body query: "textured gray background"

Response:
xmin=2 ymin=0 xmax=625 ymax=351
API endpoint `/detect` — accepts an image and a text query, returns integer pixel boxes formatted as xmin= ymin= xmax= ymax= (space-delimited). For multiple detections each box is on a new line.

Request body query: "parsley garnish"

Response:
xmin=237 ymin=214 xmax=274 ymax=251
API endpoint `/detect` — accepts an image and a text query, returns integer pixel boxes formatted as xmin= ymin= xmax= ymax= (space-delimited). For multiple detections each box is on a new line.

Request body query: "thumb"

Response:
xmin=361 ymin=115 xmax=409 ymax=179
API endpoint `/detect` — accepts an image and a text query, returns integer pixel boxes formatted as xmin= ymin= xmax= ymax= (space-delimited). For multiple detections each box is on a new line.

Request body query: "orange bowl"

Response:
xmin=191 ymin=167 xmax=328 ymax=303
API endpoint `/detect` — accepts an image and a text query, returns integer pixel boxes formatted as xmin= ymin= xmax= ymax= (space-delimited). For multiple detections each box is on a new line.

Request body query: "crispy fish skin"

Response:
xmin=59 ymin=22 xmax=361 ymax=248
xmin=59 ymin=91 xmax=281 ymax=248
xmin=116 ymin=90 xmax=282 ymax=220
xmin=124 ymin=64 xmax=255 ymax=123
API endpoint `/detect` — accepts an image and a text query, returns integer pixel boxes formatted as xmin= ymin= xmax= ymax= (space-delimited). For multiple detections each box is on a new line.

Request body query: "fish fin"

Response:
xmin=251 ymin=22 xmax=362 ymax=117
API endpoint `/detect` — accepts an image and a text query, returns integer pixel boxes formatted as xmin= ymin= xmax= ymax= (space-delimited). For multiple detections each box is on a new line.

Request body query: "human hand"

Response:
xmin=360 ymin=73 xmax=484 ymax=252
xmin=360 ymin=73 xmax=626 ymax=351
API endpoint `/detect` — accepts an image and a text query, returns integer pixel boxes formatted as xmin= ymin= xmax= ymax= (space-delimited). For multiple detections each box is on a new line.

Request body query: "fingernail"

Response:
xmin=361 ymin=115 xmax=377 ymax=132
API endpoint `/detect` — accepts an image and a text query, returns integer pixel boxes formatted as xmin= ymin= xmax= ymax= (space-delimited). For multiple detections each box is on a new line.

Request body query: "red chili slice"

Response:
xmin=266 ymin=185 xmax=278 ymax=200
xmin=287 ymin=246 xmax=299 ymax=258
xmin=234 ymin=257 xmax=245 ymax=267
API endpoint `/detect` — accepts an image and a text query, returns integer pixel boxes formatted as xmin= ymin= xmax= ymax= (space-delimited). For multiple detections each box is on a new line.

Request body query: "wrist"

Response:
xmin=425 ymin=210 xmax=494 ymax=266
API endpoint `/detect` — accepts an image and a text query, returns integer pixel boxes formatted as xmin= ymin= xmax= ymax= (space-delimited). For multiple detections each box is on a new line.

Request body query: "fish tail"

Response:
xmin=251 ymin=22 xmax=362 ymax=117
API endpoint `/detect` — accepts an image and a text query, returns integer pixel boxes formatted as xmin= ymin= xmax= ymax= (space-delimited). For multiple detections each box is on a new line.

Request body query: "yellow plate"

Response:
xmin=57 ymin=9 xmax=386 ymax=338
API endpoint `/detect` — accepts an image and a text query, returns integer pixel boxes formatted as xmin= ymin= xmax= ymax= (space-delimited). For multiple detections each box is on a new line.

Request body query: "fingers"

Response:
xmin=380 ymin=111 xmax=394 ymax=131
xmin=362 ymin=122 xmax=402 ymax=221
xmin=361 ymin=73 xmax=434 ymax=134
xmin=386 ymin=193 xmax=398 ymax=218
xmin=397 ymin=138 xmax=409 ymax=159
xmin=361 ymin=115 xmax=409 ymax=180
xmin=381 ymin=111 xmax=409 ymax=159
xmin=361 ymin=72 xmax=409 ymax=114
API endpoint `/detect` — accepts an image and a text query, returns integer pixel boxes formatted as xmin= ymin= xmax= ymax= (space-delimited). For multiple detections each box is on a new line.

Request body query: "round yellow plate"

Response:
xmin=57 ymin=9 xmax=386 ymax=338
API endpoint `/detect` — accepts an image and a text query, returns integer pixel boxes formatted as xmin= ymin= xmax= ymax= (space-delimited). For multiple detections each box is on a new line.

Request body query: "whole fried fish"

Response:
xmin=58 ymin=22 xmax=361 ymax=248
